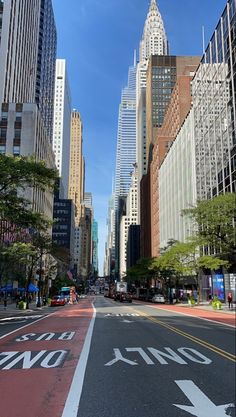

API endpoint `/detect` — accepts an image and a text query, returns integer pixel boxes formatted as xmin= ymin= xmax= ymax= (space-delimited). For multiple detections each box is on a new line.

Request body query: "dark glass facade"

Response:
xmin=127 ymin=225 xmax=140 ymax=269
xmin=35 ymin=0 xmax=57 ymax=141
xmin=52 ymin=188 xmax=73 ymax=250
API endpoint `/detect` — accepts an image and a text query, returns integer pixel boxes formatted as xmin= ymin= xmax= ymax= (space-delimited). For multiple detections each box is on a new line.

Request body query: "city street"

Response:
xmin=0 ymin=295 xmax=235 ymax=417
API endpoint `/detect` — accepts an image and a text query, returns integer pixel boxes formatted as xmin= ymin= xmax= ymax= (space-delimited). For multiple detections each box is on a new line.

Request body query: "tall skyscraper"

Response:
xmin=104 ymin=193 xmax=116 ymax=277
xmin=139 ymin=0 xmax=168 ymax=64
xmin=114 ymin=61 xmax=137 ymax=201
xmin=92 ymin=220 xmax=99 ymax=275
xmin=84 ymin=192 xmax=93 ymax=210
xmin=0 ymin=0 xmax=57 ymax=139
xmin=158 ymin=0 xmax=236 ymax=299
xmin=151 ymin=59 xmax=199 ymax=256
xmin=78 ymin=192 xmax=93 ymax=279
xmin=136 ymin=0 xmax=168 ymax=185
xmin=140 ymin=55 xmax=199 ymax=258
xmin=113 ymin=0 xmax=168 ymax=277
xmin=68 ymin=110 xmax=84 ymax=220
xmin=53 ymin=59 xmax=71 ymax=198
xmin=192 ymin=0 xmax=236 ymax=198
xmin=52 ymin=182 xmax=75 ymax=268
xmin=36 ymin=0 xmax=57 ymax=140
xmin=119 ymin=167 xmax=139 ymax=277
xmin=114 ymin=60 xmax=136 ymax=276
xmin=68 ymin=110 xmax=84 ymax=272
xmin=0 ymin=0 xmax=41 ymax=104
xmin=0 ymin=0 xmax=57 ymax=222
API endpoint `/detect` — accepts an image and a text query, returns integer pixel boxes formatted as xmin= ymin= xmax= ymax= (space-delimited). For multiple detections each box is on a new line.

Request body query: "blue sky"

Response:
xmin=52 ymin=0 xmax=227 ymax=274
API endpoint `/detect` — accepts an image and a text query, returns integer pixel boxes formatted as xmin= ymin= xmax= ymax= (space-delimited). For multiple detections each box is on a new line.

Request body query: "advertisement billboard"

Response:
xmin=212 ymin=274 xmax=225 ymax=301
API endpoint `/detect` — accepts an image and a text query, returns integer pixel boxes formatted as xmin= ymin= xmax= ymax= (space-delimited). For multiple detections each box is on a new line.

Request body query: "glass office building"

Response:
xmin=114 ymin=63 xmax=137 ymax=201
xmin=36 ymin=0 xmax=57 ymax=141
xmin=192 ymin=0 xmax=236 ymax=198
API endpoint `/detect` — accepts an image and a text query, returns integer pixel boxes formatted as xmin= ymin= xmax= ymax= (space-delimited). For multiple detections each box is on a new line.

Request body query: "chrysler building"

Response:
xmin=136 ymin=0 xmax=168 ymax=191
xmin=139 ymin=0 xmax=168 ymax=62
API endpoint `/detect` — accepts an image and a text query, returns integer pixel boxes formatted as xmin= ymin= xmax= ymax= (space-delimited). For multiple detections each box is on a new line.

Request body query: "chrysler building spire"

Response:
xmin=150 ymin=0 xmax=158 ymax=11
xmin=139 ymin=0 xmax=168 ymax=62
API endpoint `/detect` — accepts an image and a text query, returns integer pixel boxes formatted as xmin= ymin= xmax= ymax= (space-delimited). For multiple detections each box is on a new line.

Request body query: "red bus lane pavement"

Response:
xmin=142 ymin=303 xmax=236 ymax=327
xmin=0 ymin=298 xmax=94 ymax=417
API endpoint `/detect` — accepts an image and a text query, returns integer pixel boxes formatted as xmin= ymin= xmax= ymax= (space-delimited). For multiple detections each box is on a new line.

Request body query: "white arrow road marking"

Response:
xmin=174 ymin=380 xmax=235 ymax=417
xmin=122 ymin=320 xmax=133 ymax=323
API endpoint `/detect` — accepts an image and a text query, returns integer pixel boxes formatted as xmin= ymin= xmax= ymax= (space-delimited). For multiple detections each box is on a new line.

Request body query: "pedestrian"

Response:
xmin=3 ymin=297 xmax=7 ymax=310
xmin=227 ymin=292 xmax=233 ymax=309
xmin=15 ymin=293 xmax=19 ymax=308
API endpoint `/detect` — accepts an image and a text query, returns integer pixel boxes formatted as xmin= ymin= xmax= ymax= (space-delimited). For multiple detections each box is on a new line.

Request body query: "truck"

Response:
xmin=115 ymin=282 xmax=127 ymax=293
xmin=114 ymin=281 xmax=132 ymax=303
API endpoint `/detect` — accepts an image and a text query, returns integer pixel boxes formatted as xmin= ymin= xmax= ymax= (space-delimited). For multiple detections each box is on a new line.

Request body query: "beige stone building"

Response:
xmin=68 ymin=110 xmax=85 ymax=273
xmin=68 ymin=110 xmax=84 ymax=219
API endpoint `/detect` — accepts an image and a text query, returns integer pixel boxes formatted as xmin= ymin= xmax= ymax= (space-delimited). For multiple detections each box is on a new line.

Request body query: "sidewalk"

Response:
xmin=157 ymin=301 xmax=236 ymax=327
xmin=0 ymin=301 xmax=50 ymax=319
xmin=178 ymin=301 xmax=236 ymax=315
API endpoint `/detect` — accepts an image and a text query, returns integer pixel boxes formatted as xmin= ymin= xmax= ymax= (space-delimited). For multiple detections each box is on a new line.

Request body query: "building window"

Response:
xmin=14 ymin=129 xmax=21 ymax=139
xmin=0 ymin=128 xmax=7 ymax=138
xmin=0 ymin=145 xmax=6 ymax=154
xmin=1 ymin=111 xmax=8 ymax=120
xmin=13 ymin=145 xmax=20 ymax=155
xmin=15 ymin=112 xmax=22 ymax=122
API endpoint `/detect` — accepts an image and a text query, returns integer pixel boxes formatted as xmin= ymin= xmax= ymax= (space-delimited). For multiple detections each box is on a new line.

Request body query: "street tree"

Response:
xmin=154 ymin=239 xmax=228 ymax=302
xmin=126 ymin=258 xmax=158 ymax=288
xmin=0 ymin=242 xmax=36 ymax=288
xmin=0 ymin=154 xmax=58 ymax=243
xmin=1 ymin=232 xmax=54 ymax=307
xmin=182 ymin=193 xmax=236 ymax=262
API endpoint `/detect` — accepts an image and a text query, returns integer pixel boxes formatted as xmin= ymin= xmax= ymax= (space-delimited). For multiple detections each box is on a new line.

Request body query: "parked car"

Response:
xmin=152 ymin=294 xmax=165 ymax=303
xmin=50 ymin=295 xmax=66 ymax=307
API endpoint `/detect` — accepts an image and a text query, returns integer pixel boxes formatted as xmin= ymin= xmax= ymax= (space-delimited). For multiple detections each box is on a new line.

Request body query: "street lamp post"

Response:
xmin=36 ymin=246 xmax=43 ymax=307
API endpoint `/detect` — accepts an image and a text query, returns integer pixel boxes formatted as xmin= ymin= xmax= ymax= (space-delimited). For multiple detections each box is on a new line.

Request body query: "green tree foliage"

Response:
xmin=126 ymin=258 xmax=156 ymax=287
xmin=0 ymin=154 xmax=58 ymax=293
xmin=0 ymin=154 xmax=58 ymax=241
xmin=182 ymin=193 xmax=236 ymax=258
xmin=49 ymin=274 xmax=74 ymax=296
xmin=1 ymin=234 xmax=52 ymax=280
xmin=154 ymin=239 xmax=228 ymax=301
xmin=0 ymin=242 xmax=36 ymax=285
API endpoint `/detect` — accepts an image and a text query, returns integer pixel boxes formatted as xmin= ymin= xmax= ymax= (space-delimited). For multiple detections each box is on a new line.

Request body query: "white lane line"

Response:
xmin=61 ymin=304 xmax=96 ymax=417
xmin=0 ymin=313 xmax=56 ymax=340
xmin=133 ymin=302 xmax=236 ymax=329
xmin=0 ymin=315 xmax=43 ymax=322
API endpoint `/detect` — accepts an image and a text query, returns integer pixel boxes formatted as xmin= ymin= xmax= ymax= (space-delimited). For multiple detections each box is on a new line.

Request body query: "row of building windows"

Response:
xmin=0 ymin=145 xmax=20 ymax=155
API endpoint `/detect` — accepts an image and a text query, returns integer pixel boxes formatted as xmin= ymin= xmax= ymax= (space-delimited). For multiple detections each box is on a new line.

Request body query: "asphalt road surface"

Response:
xmin=77 ymin=296 xmax=235 ymax=417
xmin=0 ymin=295 xmax=235 ymax=417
